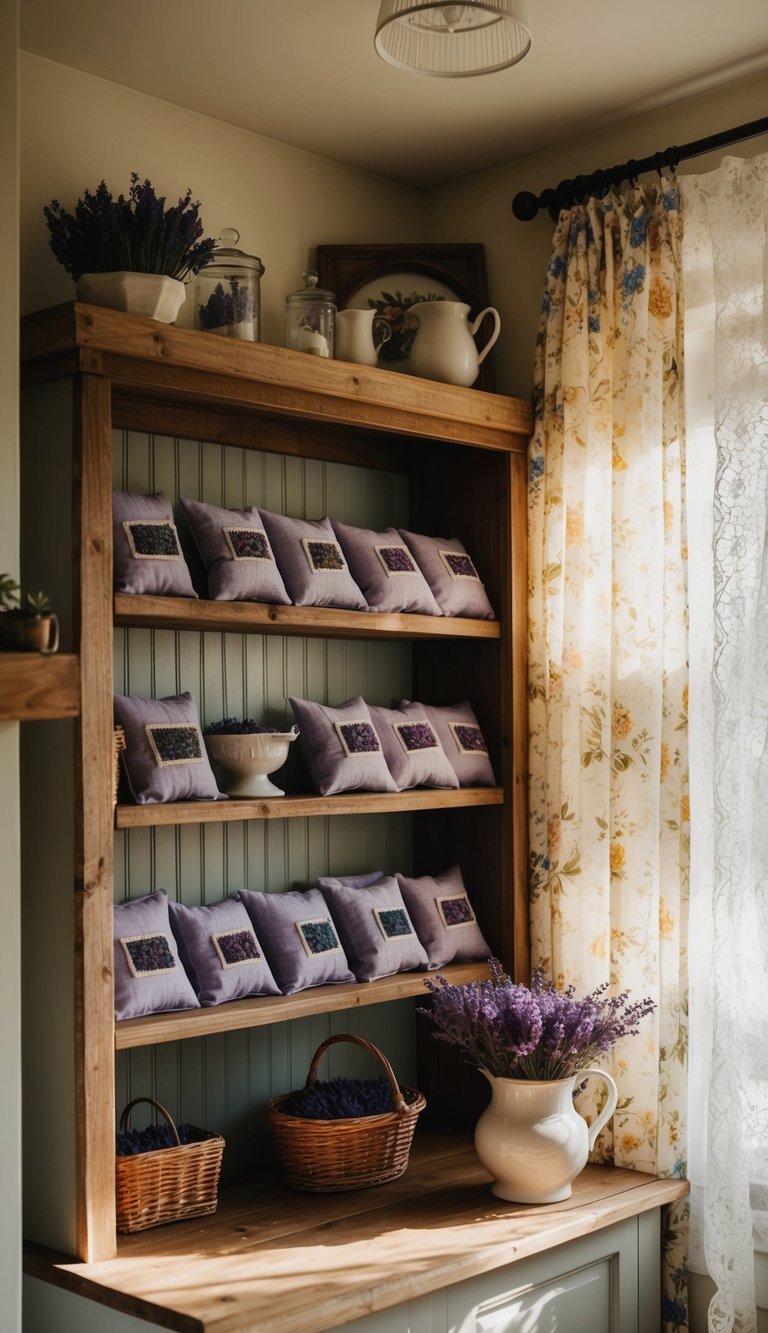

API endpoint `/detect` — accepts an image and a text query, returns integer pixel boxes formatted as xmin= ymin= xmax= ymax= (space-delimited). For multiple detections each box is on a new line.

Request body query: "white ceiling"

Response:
xmin=20 ymin=0 xmax=768 ymax=187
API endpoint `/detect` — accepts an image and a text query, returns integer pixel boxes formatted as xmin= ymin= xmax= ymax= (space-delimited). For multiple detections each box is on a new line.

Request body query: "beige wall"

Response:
xmin=20 ymin=53 xmax=426 ymax=344
xmin=22 ymin=54 xmax=767 ymax=407
xmin=0 ymin=0 xmax=21 ymax=1331
xmin=424 ymin=68 xmax=768 ymax=399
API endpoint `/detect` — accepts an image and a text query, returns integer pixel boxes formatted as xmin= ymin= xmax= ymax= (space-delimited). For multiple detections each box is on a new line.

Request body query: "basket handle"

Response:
xmin=306 ymin=1033 xmax=408 ymax=1116
xmin=118 ymin=1096 xmax=181 ymax=1147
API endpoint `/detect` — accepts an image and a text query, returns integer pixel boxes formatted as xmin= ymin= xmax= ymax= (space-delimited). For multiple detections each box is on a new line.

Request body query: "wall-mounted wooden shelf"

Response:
xmin=21 ymin=302 xmax=532 ymax=455
xmin=114 ymin=593 xmax=501 ymax=641
xmin=115 ymin=786 xmax=504 ymax=828
xmin=115 ymin=961 xmax=489 ymax=1049
xmin=0 ymin=652 xmax=80 ymax=722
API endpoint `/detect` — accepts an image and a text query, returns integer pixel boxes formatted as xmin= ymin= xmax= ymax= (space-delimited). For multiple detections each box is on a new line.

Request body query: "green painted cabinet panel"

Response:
xmin=334 ymin=1212 xmax=659 ymax=1333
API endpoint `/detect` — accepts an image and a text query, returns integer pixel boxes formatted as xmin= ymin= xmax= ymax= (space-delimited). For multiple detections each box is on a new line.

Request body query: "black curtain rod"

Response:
xmin=512 ymin=115 xmax=768 ymax=222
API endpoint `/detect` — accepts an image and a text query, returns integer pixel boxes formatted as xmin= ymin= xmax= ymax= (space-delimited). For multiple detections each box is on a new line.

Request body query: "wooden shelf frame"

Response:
xmin=21 ymin=302 xmax=533 ymax=1268
xmin=116 ymin=786 xmax=504 ymax=828
xmin=114 ymin=593 xmax=501 ymax=641
xmin=116 ymin=961 xmax=489 ymax=1049
xmin=0 ymin=652 xmax=80 ymax=721
xmin=21 ymin=303 xmax=532 ymax=455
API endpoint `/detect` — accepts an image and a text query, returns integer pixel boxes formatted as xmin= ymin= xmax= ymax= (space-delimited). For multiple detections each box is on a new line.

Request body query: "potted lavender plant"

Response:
xmin=44 ymin=173 xmax=215 ymax=322
xmin=420 ymin=961 xmax=655 ymax=1204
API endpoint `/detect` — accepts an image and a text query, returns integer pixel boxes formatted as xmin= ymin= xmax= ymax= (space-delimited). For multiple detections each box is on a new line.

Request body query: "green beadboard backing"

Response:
xmin=113 ymin=431 xmax=421 ymax=1174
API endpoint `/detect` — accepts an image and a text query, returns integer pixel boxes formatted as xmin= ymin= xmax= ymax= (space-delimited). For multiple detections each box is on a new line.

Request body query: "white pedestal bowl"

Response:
xmin=206 ymin=729 xmax=298 ymax=798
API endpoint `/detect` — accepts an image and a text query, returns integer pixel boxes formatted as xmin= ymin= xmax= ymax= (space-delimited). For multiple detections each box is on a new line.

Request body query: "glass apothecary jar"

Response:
xmin=284 ymin=270 xmax=336 ymax=357
xmin=195 ymin=228 xmax=264 ymax=341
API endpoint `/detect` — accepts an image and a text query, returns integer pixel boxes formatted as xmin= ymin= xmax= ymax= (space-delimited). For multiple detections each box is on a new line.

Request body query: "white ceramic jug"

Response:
xmin=474 ymin=1066 xmax=619 ymax=1203
xmin=406 ymin=300 xmax=501 ymax=387
xmin=335 ymin=308 xmax=392 ymax=366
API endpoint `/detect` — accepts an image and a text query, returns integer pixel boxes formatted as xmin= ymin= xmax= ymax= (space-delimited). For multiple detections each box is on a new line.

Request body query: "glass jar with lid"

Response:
xmin=284 ymin=270 xmax=336 ymax=357
xmin=194 ymin=228 xmax=264 ymax=341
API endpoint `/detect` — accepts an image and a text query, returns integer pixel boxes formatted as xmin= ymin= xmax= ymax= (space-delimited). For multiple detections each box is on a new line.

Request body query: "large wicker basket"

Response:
xmin=115 ymin=1097 xmax=225 ymax=1234
xmin=264 ymin=1033 xmax=426 ymax=1193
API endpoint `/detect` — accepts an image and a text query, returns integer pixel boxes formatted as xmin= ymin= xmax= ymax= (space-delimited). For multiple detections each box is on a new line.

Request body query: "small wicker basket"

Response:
xmin=115 ymin=1097 xmax=225 ymax=1234
xmin=265 ymin=1033 xmax=426 ymax=1193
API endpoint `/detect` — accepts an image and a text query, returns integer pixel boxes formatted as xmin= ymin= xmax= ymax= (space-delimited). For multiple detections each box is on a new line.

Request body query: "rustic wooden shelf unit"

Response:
xmin=20 ymin=302 xmax=532 ymax=1279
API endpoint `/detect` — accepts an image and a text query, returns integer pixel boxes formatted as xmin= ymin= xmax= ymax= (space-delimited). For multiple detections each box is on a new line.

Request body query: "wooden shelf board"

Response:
xmin=24 ymin=1134 xmax=689 ymax=1333
xmin=21 ymin=304 xmax=533 ymax=455
xmin=114 ymin=593 xmax=501 ymax=641
xmin=0 ymin=652 xmax=80 ymax=721
xmin=115 ymin=961 xmax=490 ymax=1049
xmin=115 ymin=786 xmax=504 ymax=828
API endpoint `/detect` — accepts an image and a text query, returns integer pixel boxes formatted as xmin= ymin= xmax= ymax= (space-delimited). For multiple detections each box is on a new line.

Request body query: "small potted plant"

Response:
xmin=0 ymin=574 xmax=59 ymax=653
xmin=203 ymin=716 xmax=298 ymax=797
xmin=43 ymin=173 xmax=215 ymax=323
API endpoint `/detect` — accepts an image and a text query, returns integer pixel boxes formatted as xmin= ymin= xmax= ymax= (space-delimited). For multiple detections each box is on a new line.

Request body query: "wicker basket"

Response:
xmin=115 ymin=1097 xmax=225 ymax=1234
xmin=113 ymin=726 xmax=126 ymax=809
xmin=264 ymin=1033 xmax=426 ymax=1193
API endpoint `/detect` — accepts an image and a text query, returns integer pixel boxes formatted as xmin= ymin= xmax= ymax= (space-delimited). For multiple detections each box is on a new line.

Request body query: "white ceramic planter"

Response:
xmin=206 ymin=729 xmax=298 ymax=798
xmin=76 ymin=271 xmax=186 ymax=323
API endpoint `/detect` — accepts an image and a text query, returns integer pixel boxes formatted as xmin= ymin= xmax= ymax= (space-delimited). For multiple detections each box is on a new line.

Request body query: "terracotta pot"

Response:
xmin=0 ymin=612 xmax=60 ymax=653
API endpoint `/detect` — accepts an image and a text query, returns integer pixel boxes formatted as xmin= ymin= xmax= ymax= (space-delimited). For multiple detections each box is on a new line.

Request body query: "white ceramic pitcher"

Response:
xmin=406 ymin=300 xmax=501 ymax=387
xmin=474 ymin=1066 xmax=619 ymax=1203
xmin=335 ymin=308 xmax=392 ymax=366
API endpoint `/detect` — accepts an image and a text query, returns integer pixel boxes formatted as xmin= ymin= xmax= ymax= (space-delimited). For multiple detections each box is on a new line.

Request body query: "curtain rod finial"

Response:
xmin=512 ymin=190 xmax=539 ymax=221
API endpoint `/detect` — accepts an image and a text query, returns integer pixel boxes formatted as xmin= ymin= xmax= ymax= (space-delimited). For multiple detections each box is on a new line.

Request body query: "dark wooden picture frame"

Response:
xmin=316 ymin=243 xmax=495 ymax=390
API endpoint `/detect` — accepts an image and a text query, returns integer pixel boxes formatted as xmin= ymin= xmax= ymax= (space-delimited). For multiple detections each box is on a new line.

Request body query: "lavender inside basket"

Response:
xmin=281 ymin=1076 xmax=395 ymax=1120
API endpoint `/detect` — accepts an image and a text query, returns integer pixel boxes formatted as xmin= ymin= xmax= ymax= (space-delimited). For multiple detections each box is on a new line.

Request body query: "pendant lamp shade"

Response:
xmin=375 ymin=0 xmax=531 ymax=77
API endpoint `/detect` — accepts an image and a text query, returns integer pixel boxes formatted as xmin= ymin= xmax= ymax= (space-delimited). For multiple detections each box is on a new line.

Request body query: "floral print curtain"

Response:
xmin=528 ymin=182 xmax=690 ymax=1331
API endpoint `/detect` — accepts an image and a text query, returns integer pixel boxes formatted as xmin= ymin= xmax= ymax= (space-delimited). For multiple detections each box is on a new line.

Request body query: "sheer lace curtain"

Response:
xmin=682 ymin=154 xmax=768 ymax=1333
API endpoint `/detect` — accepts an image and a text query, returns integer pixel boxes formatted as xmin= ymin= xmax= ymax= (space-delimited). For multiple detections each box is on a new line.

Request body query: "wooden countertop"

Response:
xmin=25 ymin=1129 xmax=689 ymax=1333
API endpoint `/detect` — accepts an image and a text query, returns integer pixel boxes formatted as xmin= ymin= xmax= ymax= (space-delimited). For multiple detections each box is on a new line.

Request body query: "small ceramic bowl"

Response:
xmin=206 ymin=729 xmax=298 ymax=798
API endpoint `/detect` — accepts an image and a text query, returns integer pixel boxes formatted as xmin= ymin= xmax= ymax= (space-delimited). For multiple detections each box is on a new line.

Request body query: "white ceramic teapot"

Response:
xmin=406 ymin=299 xmax=501 ymax=387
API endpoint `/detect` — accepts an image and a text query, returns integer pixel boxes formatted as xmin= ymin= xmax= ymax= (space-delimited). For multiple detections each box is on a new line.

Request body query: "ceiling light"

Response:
xmin=375 ymin=0 xmax=531 ymax=78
